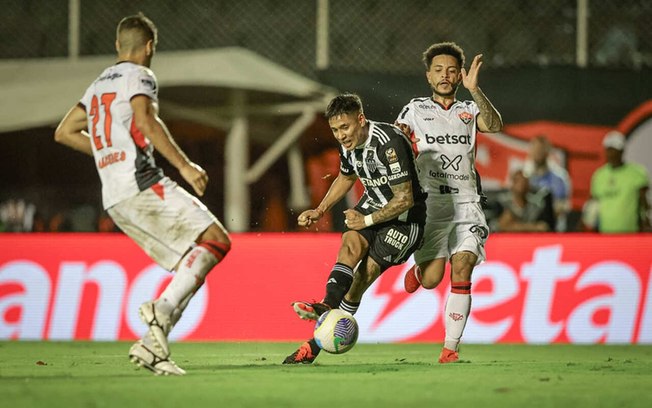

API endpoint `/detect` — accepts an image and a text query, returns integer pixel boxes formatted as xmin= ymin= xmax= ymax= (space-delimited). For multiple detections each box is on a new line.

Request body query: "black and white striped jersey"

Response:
xmin=339 ymin=120 xmax=426 ymax=224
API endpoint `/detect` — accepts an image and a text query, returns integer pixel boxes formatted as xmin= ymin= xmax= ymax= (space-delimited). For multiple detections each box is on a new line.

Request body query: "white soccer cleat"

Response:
xmin=129 ymin=341 xmax=186 ymax=376
xmin=139 ymin=301 xmax=172 ymax=358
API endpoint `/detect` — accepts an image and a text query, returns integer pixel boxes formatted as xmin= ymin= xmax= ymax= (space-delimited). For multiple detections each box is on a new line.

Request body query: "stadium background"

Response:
xmin=1 ymin=0 xmax=651 ymax=344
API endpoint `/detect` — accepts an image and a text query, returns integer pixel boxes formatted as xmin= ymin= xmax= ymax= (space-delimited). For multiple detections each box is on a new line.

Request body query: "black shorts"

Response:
xmin=353 ymin=221 xmax=425 ymax=271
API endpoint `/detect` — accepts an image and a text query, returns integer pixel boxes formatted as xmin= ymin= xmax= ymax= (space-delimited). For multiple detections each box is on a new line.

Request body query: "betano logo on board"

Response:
xmin=1 ymin=234 xmax=651 ymax=344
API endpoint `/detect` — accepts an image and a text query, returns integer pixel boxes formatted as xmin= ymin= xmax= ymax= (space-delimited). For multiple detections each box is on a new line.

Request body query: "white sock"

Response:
xmin=443 ymin=281 xmax=472 ymax=351
xmin=156 ymin=245 xmax=218 ymax=317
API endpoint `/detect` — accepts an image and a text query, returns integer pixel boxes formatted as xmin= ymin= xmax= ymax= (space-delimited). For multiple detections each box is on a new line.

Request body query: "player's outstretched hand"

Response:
xmin=461 ymin=53 xmax=483 ymax=92
xmin=297 ymin=209 xmax=323 ymax=228
xmin=180 ymin=162 xmax=208 ymax=196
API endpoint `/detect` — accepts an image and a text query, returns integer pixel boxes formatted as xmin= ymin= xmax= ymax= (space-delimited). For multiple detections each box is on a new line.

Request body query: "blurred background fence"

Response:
xmin=1 ymin=0 xmax=651 ymax=233
xmin=2 ymin=0 xmax=650 ymax=74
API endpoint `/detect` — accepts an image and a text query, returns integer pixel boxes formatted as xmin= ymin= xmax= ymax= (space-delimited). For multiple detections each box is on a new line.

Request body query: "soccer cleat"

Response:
xmin=404 ymin=265 xmax=422 ymax=293
xmin=438 ymin=347 xmax=459 ymax=364
xmin=139 ymin=301 xmax=172 ymax=358
xmin=282 ymin=342 xmax=317 ymax=364
xmin=292 ymin=301 xmax=331 ymax=321
xmin=129 ymin=341 xmax=186 ymax=376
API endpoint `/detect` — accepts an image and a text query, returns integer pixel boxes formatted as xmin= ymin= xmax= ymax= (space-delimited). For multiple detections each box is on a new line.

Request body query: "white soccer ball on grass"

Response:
xmin=313 ymin=309 xmax=359 ymax=354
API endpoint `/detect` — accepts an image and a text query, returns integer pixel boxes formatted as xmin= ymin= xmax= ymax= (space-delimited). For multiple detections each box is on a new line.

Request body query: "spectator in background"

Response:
xmin=495 ymin=169 xmax=555 ymax=232
xmin=588 ymin=131 xmax=650 ymax=233
xmin=0 ymin=199 xmax=37 ymax=232
xmin=523 ymin=135 xmax=571 ymax=231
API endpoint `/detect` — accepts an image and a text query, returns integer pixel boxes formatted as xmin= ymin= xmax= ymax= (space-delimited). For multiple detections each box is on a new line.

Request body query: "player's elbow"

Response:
xmin=133 ymin=115 xmax=154 ymax=136
xmin=397 ymin=194 xmax=414 ymax=212
xmin=53 ymin=127 xmax=65 ymax=144
xmin=491 ymin=120 xmax=504 ymax=133
xmin=488 ymin=115 xmax=504 ymax=133
xmin=54 ymin=125 xmax=71 ymax=145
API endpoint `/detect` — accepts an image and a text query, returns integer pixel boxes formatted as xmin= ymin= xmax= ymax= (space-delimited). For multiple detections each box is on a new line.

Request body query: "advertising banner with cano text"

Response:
xmin=1 ymin=233 xmax=651 ymax=344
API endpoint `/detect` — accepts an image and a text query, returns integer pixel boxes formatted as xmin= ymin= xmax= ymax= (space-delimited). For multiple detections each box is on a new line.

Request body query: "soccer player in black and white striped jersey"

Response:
xmin=283 ymin=93 xmax=427 ymax=364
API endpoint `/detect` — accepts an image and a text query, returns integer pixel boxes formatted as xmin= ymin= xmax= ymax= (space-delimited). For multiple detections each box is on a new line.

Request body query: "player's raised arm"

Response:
xmin=54 ymin=103 xmax=93 ymax=156
xmin=130 ymin=95 xmax=208 ymax=196
xmin=461 ymin=54 xmax=503 ymax=133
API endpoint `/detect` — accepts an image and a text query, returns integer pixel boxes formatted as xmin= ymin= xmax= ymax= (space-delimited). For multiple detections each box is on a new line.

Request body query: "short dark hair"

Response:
xmin=422 ymin=42 xmax=465 ymax=70
xmin=117 ymin=13 xmax=158 ymax=47
xmin=325 ymin=93 xmax=364 ymax=119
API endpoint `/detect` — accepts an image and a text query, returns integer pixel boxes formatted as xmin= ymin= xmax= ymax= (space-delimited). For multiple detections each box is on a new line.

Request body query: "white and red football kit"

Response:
xmin=79 ymin=62 xmax=219 ymax=270
xmin=396 ymin=97 xmax=489 ymax=265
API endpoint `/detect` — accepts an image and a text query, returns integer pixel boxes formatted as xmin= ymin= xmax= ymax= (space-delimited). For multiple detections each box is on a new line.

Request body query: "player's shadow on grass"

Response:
xmin=190 ymin=361 xmax=436 ymax=372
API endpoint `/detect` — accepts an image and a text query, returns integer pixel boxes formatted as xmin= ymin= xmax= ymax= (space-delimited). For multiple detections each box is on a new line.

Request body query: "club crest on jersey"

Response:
xmin=365 ymin=150 xmax=377 ymax=172
xmin=458 ymin=111 xmax=473 ymax=124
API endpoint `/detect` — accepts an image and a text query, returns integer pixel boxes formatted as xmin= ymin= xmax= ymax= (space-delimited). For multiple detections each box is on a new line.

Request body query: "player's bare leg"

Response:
xmin=340 ymin=256 xmax=382 ymax=315
xmin=404 ymin=258 xmax=446 ymax=293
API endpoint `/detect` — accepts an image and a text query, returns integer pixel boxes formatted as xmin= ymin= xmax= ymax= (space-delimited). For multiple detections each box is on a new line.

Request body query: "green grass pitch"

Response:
xmin=1 ymin=341 xmax=651 ymax=408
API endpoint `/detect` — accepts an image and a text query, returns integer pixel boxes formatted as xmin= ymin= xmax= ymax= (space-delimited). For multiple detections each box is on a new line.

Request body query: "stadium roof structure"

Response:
xmin=0 ymin=47 xmax=336 ymax=231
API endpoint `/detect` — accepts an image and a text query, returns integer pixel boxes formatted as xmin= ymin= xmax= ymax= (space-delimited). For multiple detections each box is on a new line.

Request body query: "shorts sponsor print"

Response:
xmin=354 ymin=221 xmax=425 ymax=271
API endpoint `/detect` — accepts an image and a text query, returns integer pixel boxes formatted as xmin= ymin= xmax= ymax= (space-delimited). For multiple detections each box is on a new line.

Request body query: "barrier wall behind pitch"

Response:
xmin=1 ymin=233 xmax=651 ymax=344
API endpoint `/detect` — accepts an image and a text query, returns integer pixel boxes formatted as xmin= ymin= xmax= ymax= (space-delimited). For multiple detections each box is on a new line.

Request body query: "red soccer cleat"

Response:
xmin=292 ymin=301 xmax=331 ymax=321
xmin=282 ymin=342 xmax=317 ymax=364
xmin=438 ymin=347 xmax=459 ymax=364
xmin=404 ymin=265 xmax=422 ymax=293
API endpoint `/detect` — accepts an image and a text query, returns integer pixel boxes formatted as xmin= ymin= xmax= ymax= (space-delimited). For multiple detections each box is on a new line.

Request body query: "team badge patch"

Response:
xmin=458 ymin=111 xmax=473 ymax=124
xmin=365 ymin=150 xmax=377 ymax=173
xmin=385 ymin=148 xmax=399 ymax=163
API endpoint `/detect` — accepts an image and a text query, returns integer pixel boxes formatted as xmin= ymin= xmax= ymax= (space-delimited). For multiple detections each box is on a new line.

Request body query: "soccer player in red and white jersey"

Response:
xmin=54 ymin=13 xmax=230 ymax=376
xmin=395 ymin=42 xmax=503 ymax=363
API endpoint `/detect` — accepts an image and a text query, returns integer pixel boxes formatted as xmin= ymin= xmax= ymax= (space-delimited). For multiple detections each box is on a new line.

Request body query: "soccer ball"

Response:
xmin=313 ymin=309 xmax=359 ymax=354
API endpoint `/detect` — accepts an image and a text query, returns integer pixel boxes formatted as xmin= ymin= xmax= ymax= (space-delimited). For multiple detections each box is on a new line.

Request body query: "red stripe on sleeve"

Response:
xmin=130 ymin=118 xmax=148 ymax=149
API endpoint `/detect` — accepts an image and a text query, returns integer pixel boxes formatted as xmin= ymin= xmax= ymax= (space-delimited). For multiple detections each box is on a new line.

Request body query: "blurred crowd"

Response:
xmin=2 ymin=131 xmax=649 ymax=234
xmin=485 ymin=131 xmax=650 ymax=234
xmin=0 ymin=200 xmax=118 ymax=233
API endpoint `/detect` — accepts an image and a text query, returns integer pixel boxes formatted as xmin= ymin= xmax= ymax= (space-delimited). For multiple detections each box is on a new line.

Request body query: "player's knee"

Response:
xmin=197 ymin=227 xmax=231 ymax=263
xmin=421 ymin=275 xmax=443 ymax=289
xmin=338 ymin=232 xmax=365 ymax=262
xmin=451 ymin=251 xmax=476 ymax=281
xmin=451 ymin=266 xmax=472 ymax=282
xmin=199 ymin=224 xmax=231 ymax=251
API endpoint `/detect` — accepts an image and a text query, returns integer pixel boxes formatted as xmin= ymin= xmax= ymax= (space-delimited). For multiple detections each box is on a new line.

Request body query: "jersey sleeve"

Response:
xmin=380 ymin=128 xmax=417 ymax=186
xmin=126 ymin=68 xmax=158 ymax=102
xmin=338 ymin=146 xmax=355 ymax=176
xmin=79 ymin=85 xmax=94 ymax=111
xmin=395 ymin=101 xmax=415 ymax=128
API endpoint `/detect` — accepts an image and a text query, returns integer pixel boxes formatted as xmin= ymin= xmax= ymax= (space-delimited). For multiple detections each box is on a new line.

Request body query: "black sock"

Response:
xmin=323 ymin=263 xmax=354 ymax=308
xmin=308 ymin=338 xmax=321 ymax=355
xmin=340 ymin=299 xmax=360 ymax=315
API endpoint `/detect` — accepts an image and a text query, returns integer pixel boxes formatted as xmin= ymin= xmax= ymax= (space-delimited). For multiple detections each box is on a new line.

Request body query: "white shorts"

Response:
xmin=107 ymin=177 xmax=221 ymax=270
xmin=414 ymin=199 xmax=489 ymax=266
